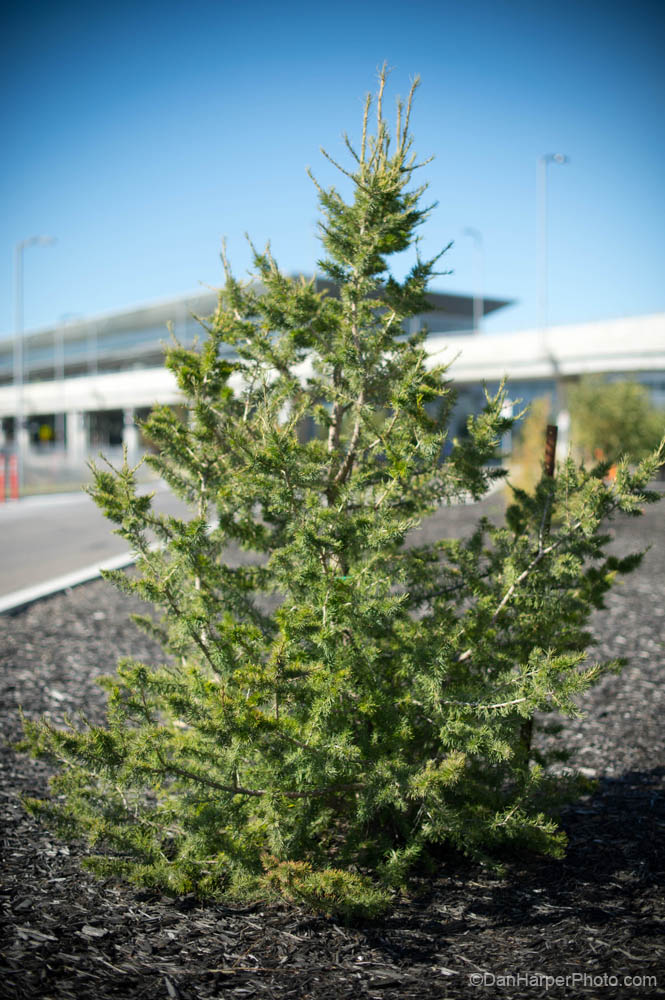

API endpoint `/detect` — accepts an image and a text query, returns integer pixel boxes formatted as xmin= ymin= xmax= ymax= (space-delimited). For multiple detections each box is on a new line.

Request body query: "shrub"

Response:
xmin=510 ymin=379 xmax=665 ymax=489
xmin=506 ymin=395 xmax=552 ymax=493
xmin=568 ymin=376 xmax=665 ymax=466
xmin=22 ymin=69 xmax=664 ymax=918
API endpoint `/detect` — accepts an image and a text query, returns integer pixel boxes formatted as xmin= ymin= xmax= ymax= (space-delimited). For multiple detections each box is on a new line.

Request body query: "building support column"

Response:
xmin=123 ymin=408 xmax=140 ymax=463
xmin=55 ymin=411 xmax=66 ymax=449
xmin=501 ymin=400 xmax=513 ymax=462
xmin=16 ymin=411 xmax=30 ymax=450
xmin=66 ymin=411 xmax=87 ymax=465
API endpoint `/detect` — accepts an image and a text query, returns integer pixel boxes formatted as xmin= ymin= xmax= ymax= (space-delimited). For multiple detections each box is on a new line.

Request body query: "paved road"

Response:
xmin=3 ymin=478 xmax=661 ymax=607
xmin=0 ymin=483 xmax=189 ymax=600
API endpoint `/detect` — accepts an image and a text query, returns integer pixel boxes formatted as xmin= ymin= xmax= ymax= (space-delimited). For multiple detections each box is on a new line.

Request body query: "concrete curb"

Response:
xmin=0 ymin=481 xmax=505 ymax=616
xmin=9 ymin=475 xmax=655 ymax=617
xmin=0 ymin=551 xmax=138 ymax=615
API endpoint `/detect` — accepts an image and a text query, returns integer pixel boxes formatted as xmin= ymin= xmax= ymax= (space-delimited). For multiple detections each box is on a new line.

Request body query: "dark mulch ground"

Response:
xmin=1 ymin=495 xmax=664 ymax=999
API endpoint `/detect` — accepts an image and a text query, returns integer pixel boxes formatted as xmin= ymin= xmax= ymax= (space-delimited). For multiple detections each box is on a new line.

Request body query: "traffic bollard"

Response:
xmin=8 ymin=454 xmax=19 ymax=501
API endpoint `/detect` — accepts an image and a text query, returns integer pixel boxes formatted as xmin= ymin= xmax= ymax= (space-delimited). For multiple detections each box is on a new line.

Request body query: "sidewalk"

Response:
xmin=0 ymin=482 xmax=185 ymax=613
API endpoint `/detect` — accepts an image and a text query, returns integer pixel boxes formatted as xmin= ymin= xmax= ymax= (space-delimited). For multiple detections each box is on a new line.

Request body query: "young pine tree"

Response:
xmin=23 ymin=69 xmax=664 ymax=918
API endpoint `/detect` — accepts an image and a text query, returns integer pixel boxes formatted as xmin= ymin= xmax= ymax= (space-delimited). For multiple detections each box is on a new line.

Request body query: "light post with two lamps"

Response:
xmin=462 ymin=226 xmax=484 ymax=333
xmin=537 ymin=153 xmax=569 ymax=458
xmin=13 ymin=234 xmax=57 ymax=494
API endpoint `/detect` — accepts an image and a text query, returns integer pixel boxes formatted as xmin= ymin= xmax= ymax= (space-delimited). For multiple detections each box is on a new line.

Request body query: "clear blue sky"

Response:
xmin=1 ymin=0 xmax=663 ymax=338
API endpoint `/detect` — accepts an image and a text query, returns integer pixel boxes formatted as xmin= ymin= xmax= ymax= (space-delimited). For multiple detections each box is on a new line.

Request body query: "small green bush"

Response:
xmin=22 ymin=69 xmax=664 ymax=918
xmin=506 ymin=395 xmax=552 ymax=493
xmin=510 ymin=379 xmax=665 ymax=489
xmin=568 ymin=376 xmax=665 ymax=466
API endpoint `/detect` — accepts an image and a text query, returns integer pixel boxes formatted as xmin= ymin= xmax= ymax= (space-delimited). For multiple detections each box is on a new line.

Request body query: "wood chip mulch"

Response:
xmin=1 ymin=497 xmax=664 ymax=998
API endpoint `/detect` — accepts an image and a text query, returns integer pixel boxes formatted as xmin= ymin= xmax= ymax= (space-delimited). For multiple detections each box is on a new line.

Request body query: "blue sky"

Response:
xmin=1 ymin=0 xmax=664 ymax=338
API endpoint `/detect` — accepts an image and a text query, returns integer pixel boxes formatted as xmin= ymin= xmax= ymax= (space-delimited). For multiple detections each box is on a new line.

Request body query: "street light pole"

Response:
xmin=537 ymin=154 xmax=569 ymax=454
xmin=13 ymin=235 xmax=57 ymax=493
xmin=463 ymin=226 xmax=484 ymax=332
xmin=538 ymin=153 xmax=568 ymax=335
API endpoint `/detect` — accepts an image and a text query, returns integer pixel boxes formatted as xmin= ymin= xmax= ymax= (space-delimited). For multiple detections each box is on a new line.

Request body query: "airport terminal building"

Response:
xmin=0 ymin=280 xmax=664 ymax=491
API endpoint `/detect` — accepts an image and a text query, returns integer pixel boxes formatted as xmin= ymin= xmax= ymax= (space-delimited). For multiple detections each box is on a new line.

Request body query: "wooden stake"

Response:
xmin=521 ymin=422 xmax=559 ymax=773
xmin=544 ymin=424 xmax=558 ymax=478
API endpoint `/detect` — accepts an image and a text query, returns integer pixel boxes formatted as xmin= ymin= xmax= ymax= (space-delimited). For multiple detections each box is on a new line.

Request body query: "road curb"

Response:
xmin=0 ymin=480 xmax=503 ymax=616
xmin=0 ymin=551 xmax=137 ymax=615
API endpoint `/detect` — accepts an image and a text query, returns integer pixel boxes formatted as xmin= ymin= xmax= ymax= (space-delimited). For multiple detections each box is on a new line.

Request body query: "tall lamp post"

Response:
xmin=537 ymin=153 xmax=569 ymax=454
xmin=13 ymin=235 xmax=57 ymax=493
xmin=538 ymin=153 xmax=568 ymax=332
xmin=462 ymin=226 xmax=484 ymax=332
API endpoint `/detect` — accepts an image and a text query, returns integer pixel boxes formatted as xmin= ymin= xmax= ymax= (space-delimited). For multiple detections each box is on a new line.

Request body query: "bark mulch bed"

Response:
xmin=1 ymin=496 xmax=664 ymax=999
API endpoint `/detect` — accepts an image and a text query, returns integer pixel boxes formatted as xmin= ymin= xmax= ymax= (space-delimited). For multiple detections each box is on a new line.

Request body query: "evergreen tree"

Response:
xmin=23 ymin=69 xmax=664 ymax=918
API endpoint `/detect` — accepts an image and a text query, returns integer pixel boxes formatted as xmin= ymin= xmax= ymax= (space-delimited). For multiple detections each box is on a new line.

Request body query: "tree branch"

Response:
xmin=456 ymin=519 xmax=584 ymax=663
xmin=333 ymin=389 xmax=366 ymax=488
xmin=148 ymin=755 xmax=362 ymax=801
